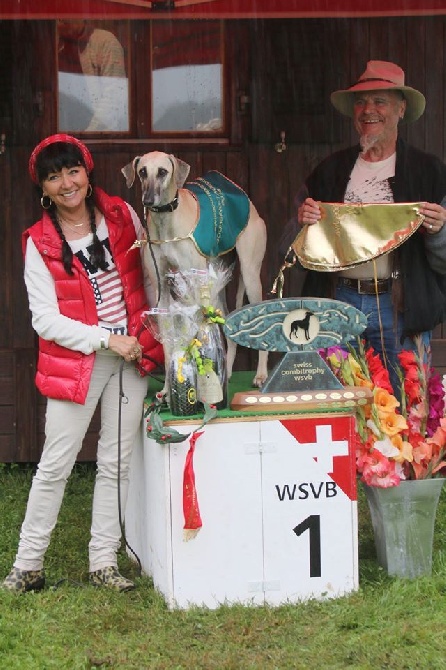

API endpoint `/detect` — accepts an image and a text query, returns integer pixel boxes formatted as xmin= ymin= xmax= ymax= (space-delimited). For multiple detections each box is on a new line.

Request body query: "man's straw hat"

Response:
xmin=330 ymin=60 xmax=426 ymax=123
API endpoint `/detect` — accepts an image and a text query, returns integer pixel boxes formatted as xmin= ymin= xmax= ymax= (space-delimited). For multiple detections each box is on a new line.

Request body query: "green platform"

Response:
xmin=145 ymin=370 xmax=356 ymax=421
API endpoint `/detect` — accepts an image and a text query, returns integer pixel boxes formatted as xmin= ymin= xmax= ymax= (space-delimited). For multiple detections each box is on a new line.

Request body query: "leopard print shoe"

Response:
xmin=2 ymin=567 xmax=45 ymax=593
xmin=89 ymin=566 xmax=135 ymax=592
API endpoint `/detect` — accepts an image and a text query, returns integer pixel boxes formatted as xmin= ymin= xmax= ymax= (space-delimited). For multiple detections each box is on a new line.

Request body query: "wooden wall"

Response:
xmin=1 ymin=15 xmax=446 ymax=461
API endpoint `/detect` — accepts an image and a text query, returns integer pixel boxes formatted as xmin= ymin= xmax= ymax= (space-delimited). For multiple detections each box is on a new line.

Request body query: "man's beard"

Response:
xmin=359 ymin=132 xmax=380 ymax=154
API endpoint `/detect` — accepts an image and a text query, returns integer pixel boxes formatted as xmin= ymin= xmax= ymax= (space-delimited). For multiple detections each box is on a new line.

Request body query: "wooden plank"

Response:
xmin=11 ymin=146 xmax=38 ymax=350
xmin=405 ymin=18 xmax=426 ymax=151
xmin=15 ymin=349 xmax=38 ymax=461
xmin=0 ymin=436 xmax=15 ymax=463
xmin=0 ymin=353 xmax=13 ymax=377
xmin=226 ymin=150 xmax=248 ymax=191
xmin=0 ymin=382 xmax=14 ymax=406
xmin=369 ymin=17 xmax=391 ymax=61
xmin=227 ymin=21 xmax=250 ymax=146
xmin=424 ymin=17 xmax=445 ymax=158
xmin=201 ymin=151 xmax=227 ymax=175
xmin=432 ymin=339 xmax=446 ymax=369
xmin=0 ymin=406 xmax=15 ymax=432
xmin=0 ymin=153 xmax=12 ymax=349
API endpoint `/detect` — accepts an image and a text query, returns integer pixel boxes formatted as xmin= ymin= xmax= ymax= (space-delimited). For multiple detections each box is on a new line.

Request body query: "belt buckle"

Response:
xmin=357 ymin=279 xmax=367 ymax=295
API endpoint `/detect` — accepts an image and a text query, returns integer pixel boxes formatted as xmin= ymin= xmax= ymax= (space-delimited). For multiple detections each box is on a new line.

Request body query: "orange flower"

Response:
xmin=391 ymin=434 xmax=413 ymax=463
xmin=374 ymin=388 xmax=400 ymax=416
xmin=379 ymin=411 xmax=408 ymax=437
xmin=356 ymin=378 xmax=374 ymax=391
xmin=412 ymin=440 xmax=433 ymax=464
xmin=411 ymin=440 xmax=433 ymax=480
xmin=429 ymin=418 xmax=446 ymax=448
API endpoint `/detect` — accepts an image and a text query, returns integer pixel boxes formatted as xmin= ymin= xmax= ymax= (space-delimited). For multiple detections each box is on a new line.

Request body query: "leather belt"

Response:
xmin=337 ymin=276 xmax=391 ymax=295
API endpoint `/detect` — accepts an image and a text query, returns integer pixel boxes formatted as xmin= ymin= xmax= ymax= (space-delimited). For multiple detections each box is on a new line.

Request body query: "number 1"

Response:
xmin=293 ymin=514 xmax=321 ymax=577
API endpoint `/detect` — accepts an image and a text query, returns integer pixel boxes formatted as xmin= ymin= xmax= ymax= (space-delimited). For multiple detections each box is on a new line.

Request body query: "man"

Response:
xmin=279 ymin=60 xmax=446 ymax=392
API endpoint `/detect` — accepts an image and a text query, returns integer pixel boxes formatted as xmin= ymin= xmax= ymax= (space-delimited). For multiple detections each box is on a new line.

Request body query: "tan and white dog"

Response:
xmin=121 ymin=151 xmax=268 ymax=387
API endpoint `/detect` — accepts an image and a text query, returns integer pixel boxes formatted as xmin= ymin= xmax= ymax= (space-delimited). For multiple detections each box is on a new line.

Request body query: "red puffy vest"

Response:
xmin=22 ymin=188 xmax=164 ymax=404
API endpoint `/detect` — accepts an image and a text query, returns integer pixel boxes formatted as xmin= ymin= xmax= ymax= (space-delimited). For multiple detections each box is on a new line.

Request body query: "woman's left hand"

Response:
xmin=108 ymin=334 xmax=142 ymax=362
xmin=421 ymin=202 xmax=446 ymax=234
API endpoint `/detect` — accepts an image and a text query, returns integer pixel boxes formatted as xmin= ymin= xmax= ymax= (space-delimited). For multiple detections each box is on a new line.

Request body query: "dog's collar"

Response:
xmin=147 ymin=191 xmax=179 ymax=213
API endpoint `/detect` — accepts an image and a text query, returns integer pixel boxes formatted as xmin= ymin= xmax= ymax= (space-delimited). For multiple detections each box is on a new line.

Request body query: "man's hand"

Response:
xmin=298 ymin=198 xmax=322 ymax=226
xmin=421 ymin=202 xmax=446 ymax=234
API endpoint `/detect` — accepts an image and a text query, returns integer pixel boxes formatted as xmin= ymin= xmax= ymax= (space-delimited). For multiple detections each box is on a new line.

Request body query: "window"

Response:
xmin=151 ymin=21 xmax=224 ymax=134
xmin=56 ymin=19 xmax=225 ymax=138
xmin=57 ymin=20 xmax=130 ymax=134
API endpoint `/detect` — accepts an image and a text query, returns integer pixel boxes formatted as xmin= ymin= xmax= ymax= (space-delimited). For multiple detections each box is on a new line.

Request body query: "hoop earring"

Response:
xmin=40 ymin=195 xmax=52 ymax=210
xmin=86 ymin=184 xmax=93 ymax=198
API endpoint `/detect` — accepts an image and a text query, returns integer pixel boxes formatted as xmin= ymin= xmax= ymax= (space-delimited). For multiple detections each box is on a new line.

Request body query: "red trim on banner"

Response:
xmin=1 ymin=0 xmax=445 ymax=20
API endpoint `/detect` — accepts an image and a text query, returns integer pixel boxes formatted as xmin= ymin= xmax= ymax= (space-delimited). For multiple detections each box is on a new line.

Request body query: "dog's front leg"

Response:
xmin=142 ymin=244 xmax=163 ymax=307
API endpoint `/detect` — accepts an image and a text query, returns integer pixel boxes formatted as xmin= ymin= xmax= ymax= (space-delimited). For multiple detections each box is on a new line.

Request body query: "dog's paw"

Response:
xmin=252 ymin=372 xmax=267 ymax=388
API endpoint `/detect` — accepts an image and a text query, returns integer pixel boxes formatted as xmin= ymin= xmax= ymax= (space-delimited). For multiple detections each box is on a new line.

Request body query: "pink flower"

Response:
xmin=318 ymin=346 xmax=347 ymax=363
xmin=427 ymin=371 xmax=445 ymax=436
xmin=362 ymin=456 xmax=400 ymax=487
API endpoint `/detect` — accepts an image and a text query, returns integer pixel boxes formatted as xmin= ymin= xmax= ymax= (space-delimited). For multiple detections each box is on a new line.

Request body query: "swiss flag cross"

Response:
xmin=280 ymin=416 xmax=357 ymax=501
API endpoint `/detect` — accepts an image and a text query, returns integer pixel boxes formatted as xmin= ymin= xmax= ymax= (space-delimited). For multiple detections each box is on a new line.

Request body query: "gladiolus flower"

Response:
xmin=379 ymin=411 xmax=408 ymax=437
xmin=391 ymin=434 xmax=413 ymax=463
xmin=373 ymin=435 xmax=400 ymax=459
xmin=362 ymin=457 xmax=400 ymax=487
xmin=374 ymin=388 xmax=400 ymax=415
xmin=398 ymin=349 xmax=418 ymax=369
xmin=412 ymin=440 xmax=433 ymax=465
xmin=366 ymin=348 xmax=393 ymax=393
xmin=404 ymin=379 xmax=422 ymax=404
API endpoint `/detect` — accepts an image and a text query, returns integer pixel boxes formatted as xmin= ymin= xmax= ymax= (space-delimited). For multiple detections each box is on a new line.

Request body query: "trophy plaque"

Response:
xmin=223 ymin=297 xmax=372 ymax=412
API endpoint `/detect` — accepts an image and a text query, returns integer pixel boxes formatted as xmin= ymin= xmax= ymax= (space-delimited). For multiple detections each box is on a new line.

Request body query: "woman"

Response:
xmin=2 ymin=134 xmax=163 ymax=593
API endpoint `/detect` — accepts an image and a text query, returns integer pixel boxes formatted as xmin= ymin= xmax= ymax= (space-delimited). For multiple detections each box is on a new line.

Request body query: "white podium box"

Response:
xmin=125 ymin=412 xmax=358 ymax=609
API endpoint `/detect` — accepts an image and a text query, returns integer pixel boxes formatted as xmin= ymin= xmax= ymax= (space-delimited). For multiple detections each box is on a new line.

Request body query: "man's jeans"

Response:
xmin=335 ymin=284 xmax=431 ymax=396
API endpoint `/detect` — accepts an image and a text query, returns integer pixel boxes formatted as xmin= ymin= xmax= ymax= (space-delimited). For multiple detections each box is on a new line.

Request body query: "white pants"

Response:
xmin=14 ymin=351 xmax=149 ymax=572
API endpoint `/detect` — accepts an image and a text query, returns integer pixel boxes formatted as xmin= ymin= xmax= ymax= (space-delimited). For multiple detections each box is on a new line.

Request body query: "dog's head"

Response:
xmin=121 ymin=151 xmax=190 ymax=209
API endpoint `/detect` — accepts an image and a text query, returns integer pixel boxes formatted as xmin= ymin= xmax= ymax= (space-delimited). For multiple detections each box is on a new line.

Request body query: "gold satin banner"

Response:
xmin=292 ymin=202 xmax=424 ymax=272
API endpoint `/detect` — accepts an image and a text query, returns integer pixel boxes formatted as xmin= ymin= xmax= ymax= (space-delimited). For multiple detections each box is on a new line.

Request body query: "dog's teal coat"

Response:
xmin=185 ymin=171 xmax=250 ymax=257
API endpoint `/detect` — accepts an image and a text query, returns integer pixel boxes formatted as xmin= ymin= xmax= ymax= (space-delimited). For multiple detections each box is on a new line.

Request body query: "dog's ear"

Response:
xmin=121 ymin=156 xmax=141 ymax=188
xmin=170 ymin=155 xmax=190 ymax=189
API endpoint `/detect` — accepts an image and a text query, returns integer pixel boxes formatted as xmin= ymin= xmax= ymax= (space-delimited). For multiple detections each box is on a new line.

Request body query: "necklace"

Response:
xmin=58 ymin=215 xmax=91 ymax=236
xmin=59 ymin=212 xmax=89 ymax=227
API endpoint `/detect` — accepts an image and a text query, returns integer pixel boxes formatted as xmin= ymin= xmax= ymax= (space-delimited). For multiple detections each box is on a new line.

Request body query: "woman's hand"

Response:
xmin=297 ymin=197 xmax=321 ymax=226
xmin=421 ymin=202 xmax=446 ymax=235
xmin=107 ymin=334 xmax=142 ymax=362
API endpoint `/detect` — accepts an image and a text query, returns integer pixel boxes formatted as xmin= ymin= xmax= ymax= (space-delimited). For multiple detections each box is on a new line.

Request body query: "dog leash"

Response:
xmin=145 ymin=232 xmax=194 ymax=244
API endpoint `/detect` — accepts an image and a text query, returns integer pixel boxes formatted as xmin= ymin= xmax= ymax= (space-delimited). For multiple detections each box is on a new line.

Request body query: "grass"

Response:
xmin=1 ymin=464 xmax=446 ymax=670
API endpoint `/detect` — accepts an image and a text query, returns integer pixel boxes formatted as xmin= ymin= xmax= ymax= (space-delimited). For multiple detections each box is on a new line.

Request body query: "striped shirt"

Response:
xmin=71 ymin=216 xmax=127 ymax=334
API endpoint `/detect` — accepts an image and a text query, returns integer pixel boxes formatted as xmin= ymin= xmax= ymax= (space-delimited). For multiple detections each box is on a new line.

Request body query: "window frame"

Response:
xmin=56 ymin=19 xmax=133 ymax=137
xmin=149 ymin=19 xmax=227 ymax=139
xmin=55 ymin=19 xmax=230 ymax=143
